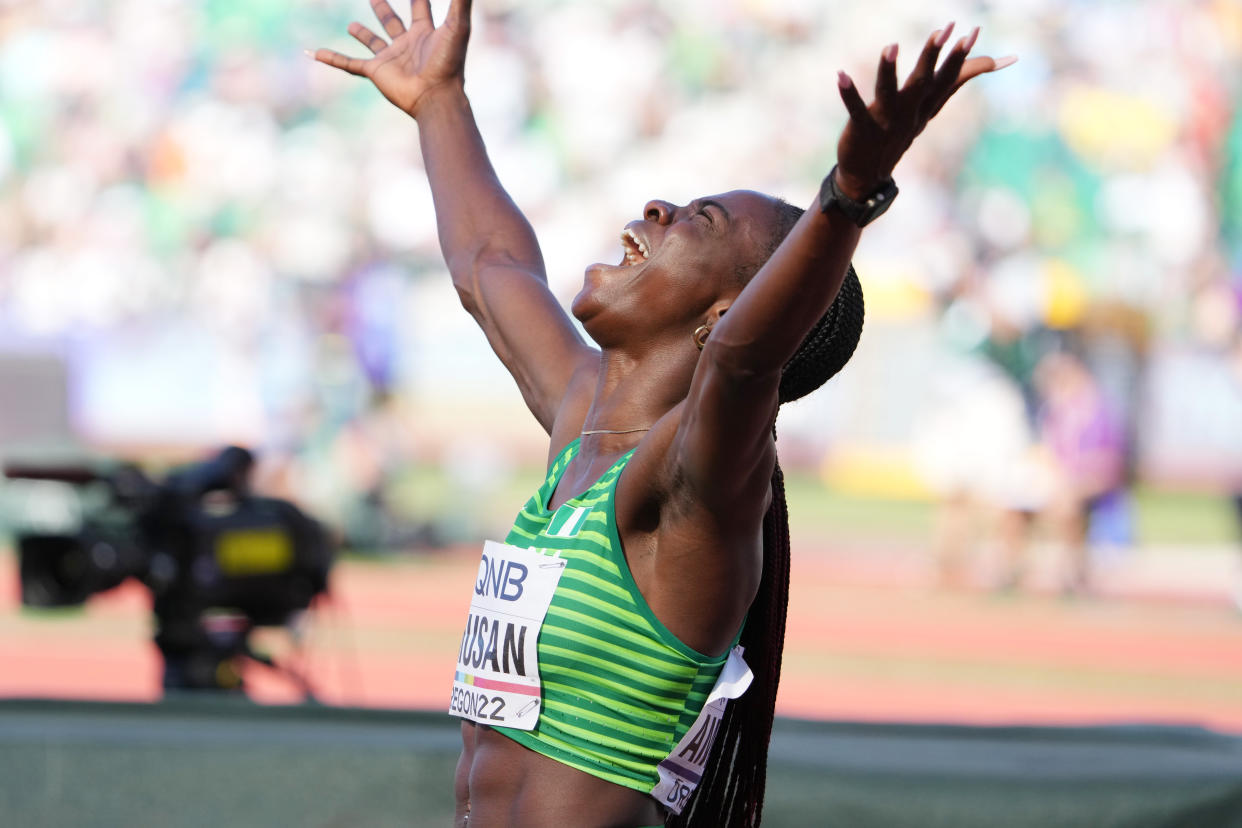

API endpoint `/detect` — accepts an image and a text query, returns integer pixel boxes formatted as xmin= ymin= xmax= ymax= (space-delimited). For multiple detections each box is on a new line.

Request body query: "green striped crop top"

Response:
xmin=494 ymin=438 xmax=735 ymax=794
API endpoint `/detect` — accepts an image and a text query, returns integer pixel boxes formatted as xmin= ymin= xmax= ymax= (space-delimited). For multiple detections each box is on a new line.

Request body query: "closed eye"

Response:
xmin=690 ymin=198 xmax=728 ymax=229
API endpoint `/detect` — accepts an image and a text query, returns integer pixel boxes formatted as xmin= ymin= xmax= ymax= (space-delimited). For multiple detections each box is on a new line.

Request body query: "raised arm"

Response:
xmin=675 ymin=26 xmax=1016 ymax=513
xmin=315 ymin=0 xmax=596 ymax=432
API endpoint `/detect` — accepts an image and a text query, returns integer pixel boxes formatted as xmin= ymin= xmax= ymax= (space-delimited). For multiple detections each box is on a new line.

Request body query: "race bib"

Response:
xmin=449 ymin=540 xmax=565 ymax=730
xmin=651 ymin=646 xmax=753 ymax=814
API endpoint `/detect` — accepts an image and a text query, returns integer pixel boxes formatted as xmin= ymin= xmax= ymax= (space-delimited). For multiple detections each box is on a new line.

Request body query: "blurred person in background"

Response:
xmin=1028 ymin=348 xmax=1127 ymax=595
xmin=911 ymin=332 xmax=1045 ymax=590
xmin=314 ymin=0 xmax=1010 ymax=826
xmin=914 ymin=284 xmax=1054 ymax=591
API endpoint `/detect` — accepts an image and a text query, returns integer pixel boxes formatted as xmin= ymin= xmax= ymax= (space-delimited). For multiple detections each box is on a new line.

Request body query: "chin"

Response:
xmin=571 ymin=268 xmax=600 ymax=322
xmin=575 ymin=261 xmax=621 ymax=317
xmin=570 ymin=292 xmax=590 ymax=324
xmin=573 ymin=274 xmax=622 ymax=347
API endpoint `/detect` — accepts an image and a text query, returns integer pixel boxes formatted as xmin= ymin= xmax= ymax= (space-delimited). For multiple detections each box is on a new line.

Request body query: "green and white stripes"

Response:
xmin=496 ymin=439 xmax=731 ymax=793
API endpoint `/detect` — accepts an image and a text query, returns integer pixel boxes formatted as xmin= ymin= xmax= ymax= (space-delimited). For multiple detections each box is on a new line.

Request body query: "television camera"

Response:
xmin=6 ymin=447 xmax=334 ymax=694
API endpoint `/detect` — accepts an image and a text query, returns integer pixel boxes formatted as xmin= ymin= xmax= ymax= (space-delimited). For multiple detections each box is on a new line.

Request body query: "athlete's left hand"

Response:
xmin=834 ymin=24 xmax=1016 ymax=199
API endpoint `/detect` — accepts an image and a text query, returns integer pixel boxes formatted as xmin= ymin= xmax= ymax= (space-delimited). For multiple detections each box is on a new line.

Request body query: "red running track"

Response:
xmin=2 ymin=547 xmax=1240 ymax=732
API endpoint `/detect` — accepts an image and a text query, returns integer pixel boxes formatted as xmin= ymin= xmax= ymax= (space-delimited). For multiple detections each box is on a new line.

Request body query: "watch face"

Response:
xmin=860 ymin=189 xmax=895 ymax=224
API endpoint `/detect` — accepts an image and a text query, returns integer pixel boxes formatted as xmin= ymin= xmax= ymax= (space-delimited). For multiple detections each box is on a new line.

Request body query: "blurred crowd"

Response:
xmin=1 ymin=0 xmax=1241 ymax=562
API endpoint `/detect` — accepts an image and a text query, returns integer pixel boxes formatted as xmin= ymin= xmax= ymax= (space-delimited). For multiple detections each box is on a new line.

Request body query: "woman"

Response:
xmin=315 ymin=3 xmax=1012 ymax=825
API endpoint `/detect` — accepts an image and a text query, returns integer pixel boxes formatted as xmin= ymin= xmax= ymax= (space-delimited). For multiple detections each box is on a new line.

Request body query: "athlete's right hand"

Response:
xmin=313 ymin=0 xmax=472 ymax=117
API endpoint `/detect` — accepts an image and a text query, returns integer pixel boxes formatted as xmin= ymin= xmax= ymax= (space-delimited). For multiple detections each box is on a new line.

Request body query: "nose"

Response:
xmin=643 ymin=199 xmax=674 ymax=224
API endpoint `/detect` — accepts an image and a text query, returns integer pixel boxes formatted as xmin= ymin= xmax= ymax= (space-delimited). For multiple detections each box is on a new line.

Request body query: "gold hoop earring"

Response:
xmin=692 ymin=324 xmax=711 ymax=350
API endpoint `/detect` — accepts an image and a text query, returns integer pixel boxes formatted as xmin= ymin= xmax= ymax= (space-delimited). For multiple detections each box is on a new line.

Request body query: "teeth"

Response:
xmin=620 ymin=229 xmax=650 ymax=264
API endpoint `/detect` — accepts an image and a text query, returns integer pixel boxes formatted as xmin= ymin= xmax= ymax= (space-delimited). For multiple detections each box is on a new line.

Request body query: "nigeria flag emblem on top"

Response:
xmin=547 ymin=505 xmax=589 ymax=538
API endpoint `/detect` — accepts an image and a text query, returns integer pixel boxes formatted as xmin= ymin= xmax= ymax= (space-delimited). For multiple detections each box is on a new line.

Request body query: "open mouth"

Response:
xmin=619 ymin=228 xmax=651 ymax=266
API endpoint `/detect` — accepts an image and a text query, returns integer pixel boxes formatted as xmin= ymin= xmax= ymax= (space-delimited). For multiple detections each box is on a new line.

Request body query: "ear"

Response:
xmin=704 ymin=300 xmax=731 ymax=329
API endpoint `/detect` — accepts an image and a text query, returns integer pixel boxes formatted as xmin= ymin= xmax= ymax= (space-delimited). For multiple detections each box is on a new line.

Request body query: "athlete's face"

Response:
xmin=573 ymin=190 xmax=781 ymax=345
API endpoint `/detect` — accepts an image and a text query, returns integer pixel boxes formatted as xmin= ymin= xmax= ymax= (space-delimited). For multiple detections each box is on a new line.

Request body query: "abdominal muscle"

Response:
xmin=455 ymin=721 xmax=667 ymax=828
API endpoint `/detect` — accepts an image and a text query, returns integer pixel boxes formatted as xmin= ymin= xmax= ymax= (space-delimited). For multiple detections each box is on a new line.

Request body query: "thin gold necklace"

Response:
xmin=580 ymin=426 xmax=651 ymax=436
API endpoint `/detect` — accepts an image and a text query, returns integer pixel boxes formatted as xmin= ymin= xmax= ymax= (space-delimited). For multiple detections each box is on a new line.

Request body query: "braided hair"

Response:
xmin=667 ymin=202 xmax=865 ymax=828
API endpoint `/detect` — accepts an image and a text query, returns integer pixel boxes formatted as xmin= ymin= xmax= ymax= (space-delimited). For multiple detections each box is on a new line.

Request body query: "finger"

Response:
xmin=370 ymin=0 xmax=407 ymax=39
xmin=930 ymin=32 xmax=973 ymax=95
xmin=908 ymin=22 xmax=954 ymax=89
xmin=837 ymin=72 xmax=871 ymax=123
xmin=409 ymin=0 xmax=432 ymax=27
xmin=956 ymin=54 xmax=1012 ymax=85
xmin=962 ymin=25 xmax=980 ymax=54
xmin=924 ymin=55 xmax=1015 ymax=121
xmin=348 ymin=21 xmax=388 ymax=55
xmin=874 ymin=43 xmax=899 ymax=121
xmin=313 ymin=48 xmax=369 ymax=77
xmin=951 ymin=56 xmax=1015 ymax=97
xmin=445 ymin=0 xmax=473 ymax=32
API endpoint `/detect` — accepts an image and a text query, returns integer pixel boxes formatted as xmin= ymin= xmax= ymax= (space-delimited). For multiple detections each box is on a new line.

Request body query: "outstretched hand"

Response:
xmin=835 ymin=24 xmax=1015 ymax=199
xmin=313 ymin=0 xmax=473 ymax=117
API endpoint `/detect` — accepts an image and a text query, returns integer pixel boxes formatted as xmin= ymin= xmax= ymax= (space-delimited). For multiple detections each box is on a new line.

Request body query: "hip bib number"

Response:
xmin=651 ymin=646 xmax=752 ymax=814
xmin=449 ymin=540 xmax=564 ymax=731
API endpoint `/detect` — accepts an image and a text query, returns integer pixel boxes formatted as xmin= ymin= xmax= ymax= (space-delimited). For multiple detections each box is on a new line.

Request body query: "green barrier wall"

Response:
xmin=2 ymin=699 xmax=1240 ymax=827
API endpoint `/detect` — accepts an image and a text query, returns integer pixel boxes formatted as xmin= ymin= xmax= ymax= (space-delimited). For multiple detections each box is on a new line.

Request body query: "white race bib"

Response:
xmin=651 ymin=646 xmax=753 ymax=814
xmin=448 ymin=540 xmax=565 ymax=730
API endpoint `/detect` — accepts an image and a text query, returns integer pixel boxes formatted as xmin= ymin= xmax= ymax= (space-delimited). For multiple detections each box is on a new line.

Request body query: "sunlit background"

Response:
xmin=2 ymin=0 xmax=1242 ymax=731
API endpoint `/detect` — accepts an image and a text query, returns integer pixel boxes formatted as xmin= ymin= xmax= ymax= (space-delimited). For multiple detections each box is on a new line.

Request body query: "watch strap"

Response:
xmin=818 ymin=165 xmax=898 ymax=227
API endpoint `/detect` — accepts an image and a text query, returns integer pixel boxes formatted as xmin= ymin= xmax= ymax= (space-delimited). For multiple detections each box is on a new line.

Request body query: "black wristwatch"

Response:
xmin=818 ymin=165 xmax=898 ymax=227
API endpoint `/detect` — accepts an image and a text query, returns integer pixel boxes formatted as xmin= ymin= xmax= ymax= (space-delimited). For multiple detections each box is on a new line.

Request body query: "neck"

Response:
xmin=579 ymin=342 xmax=698 ymax=441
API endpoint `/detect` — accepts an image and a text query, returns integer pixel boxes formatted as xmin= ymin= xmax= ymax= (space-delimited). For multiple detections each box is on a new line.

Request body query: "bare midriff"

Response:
xmin=454 ymin=721 xmax=667 ymax=828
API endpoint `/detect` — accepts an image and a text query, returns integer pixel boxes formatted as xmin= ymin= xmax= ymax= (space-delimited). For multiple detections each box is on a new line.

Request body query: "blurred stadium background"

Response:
xmin=2 ymin=0 xmax=1242 ymax=825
